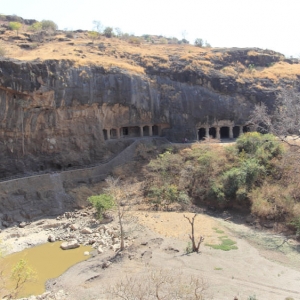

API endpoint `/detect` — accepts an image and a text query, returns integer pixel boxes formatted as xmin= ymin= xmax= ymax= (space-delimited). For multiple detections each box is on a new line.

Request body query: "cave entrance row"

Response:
xmin=198 ymin=125 xmax=250 ymax=140
xmin=103 ymin=125 xmax=161 ymax=140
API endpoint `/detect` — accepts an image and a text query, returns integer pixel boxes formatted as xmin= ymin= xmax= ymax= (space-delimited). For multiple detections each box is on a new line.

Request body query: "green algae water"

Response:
xmin=2 ymin=241 xmax=92 ymax=297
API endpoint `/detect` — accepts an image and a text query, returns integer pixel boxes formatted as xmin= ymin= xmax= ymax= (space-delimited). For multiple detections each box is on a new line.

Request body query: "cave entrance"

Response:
xmin=103 ymin=129 xmax=108 ymax=140
xmin=243 ymin=126 xmax=250 ymax=133
xmin=128 ymin=126 xmax=140 ymax=137
xmin=220 ymin=127 xmax=229 ymax=139
xmin=56 ymin=164 xmax=62 ymax=171
xmin=198 ymin=128 xmax=206 ymax=140
xmin=122 ymin=127 xmax=129 ymax=136
xmin=143 ymin=126 xmax=150 ymax=136
xmin=209 ymin=127 xmax=216 ymax=138
xmin=233 ymin=126 xmax=240 ymax=138
xmin=110 ymin=128 xmax=118 ymax=139
xmin=152 ymin=125 xmax=159 ymax=136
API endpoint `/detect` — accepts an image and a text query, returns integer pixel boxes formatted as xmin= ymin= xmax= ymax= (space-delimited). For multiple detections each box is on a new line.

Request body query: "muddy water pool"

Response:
xmin=2 ymin=241 xmax=92 ymax=297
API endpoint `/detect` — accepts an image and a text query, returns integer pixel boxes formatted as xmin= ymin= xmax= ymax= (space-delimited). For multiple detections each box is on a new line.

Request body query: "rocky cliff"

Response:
xmin=0 ymin=43 xmax=298 ymax=178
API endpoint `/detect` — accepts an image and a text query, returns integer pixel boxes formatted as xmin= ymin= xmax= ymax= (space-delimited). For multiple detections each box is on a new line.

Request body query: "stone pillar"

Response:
xmin=229 ymin=126 xmax=233 ymax=139
xmin=107 ymin=129 xmax=111 ymax=140
xmin=239 ymin=125 xmax=243 ymax=136
xmin=140 ymin=126 xmax=144 ymax=137
xmin=158 ymin=126 xmax=162 ymax=136
xmin=216 ymin=127 xmax=220 ymax=139
xmin=205 ymin=127 xmax=209 ymax=139
xmin=117 ymin=128 xmax=120 ymax=139
xmin=149 ymin=126 xmax=153 ymax=137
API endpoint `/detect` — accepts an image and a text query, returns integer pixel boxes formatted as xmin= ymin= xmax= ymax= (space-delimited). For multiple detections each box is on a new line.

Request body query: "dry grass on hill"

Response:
xmin=1 ymin=21 xmax=299 ymax=82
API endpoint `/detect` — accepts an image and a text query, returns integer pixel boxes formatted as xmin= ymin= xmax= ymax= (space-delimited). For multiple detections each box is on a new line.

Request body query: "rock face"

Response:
xmin=0 ymin=48 xmax=296 ymax=221
xmin=0 ymin=51 xmax=287 ymax=179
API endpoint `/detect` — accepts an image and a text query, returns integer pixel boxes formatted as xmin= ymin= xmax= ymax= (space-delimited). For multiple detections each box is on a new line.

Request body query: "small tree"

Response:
xmin=88 ymin=30 xmax=99 ymax=43
xmin=114 ymin=27 xmax=123 ymax=37
xmin=28 ymin=21 xmax=42 ymax=32
xmin=93 ymin=20 xmax=104 ymax=34
xmin=9 ymin=259 xmax=37 ymax=299
xmin=184 ymin=214 xmax=204 ymax=253
xmin=88 ymin=194 xmax=115 ymax=219
xmin=249 ymin=88 xmax=300 ymax=146
xmin=195 ymin=38 xmax=204 ymax=47
xmin=104 ymin=27 xmax=114 ymax=38
xmin=41 ymin=20 xmax=58 ymax=32
xmin=107 ymin=268 xmax=208 ymax=299
xmin=9 ymin=22 xmax=22 ymax=36
xmin=0 ymin=44 xmax=6 ymax=57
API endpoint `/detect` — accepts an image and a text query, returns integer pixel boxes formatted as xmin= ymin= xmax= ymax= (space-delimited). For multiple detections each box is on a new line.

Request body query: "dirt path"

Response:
xmin=42 ymin=211 xmax=300 ymax=300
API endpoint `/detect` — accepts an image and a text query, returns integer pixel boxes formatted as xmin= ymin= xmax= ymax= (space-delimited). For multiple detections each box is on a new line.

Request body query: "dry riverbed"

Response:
xmin=1 ymin=208 xmax=300 ymax=300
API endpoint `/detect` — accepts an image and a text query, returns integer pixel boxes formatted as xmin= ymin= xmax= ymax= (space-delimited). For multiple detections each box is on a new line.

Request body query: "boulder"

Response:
xmin=97 ymin=246 xmax=104 ymax=254
xmin=81 ymin=227 xmax=93 ymax=234
xmin=70 ymin=223 xmax=79 ymax=231
xmin=48 ymin=234 xmax=56 ymax=242
xmin=84 ymin=251 xmax=89 ymax=256
xmin=60 ymin=240 xmax=80 ymax=250
xmin=19 ymin=221 xmax=27 ymax=228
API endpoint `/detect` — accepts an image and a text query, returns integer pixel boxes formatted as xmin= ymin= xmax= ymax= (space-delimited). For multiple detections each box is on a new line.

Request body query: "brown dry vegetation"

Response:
xmin=1 ymin=18 xmax=299 ymax=85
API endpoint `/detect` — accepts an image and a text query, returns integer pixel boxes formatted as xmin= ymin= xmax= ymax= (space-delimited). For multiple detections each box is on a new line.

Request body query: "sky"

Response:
xmin=0 ymin=0 xmax=299 ymax=58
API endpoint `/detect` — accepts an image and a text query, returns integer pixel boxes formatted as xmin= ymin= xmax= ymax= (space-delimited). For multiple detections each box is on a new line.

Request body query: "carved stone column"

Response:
xmin=140 ymin=126 xmax=144 ymax=137
xmin=149 ymin=126 xmax=153 ymax=136
xmin=205 ymin=127 xmax=209 ymax=139
xmin=216 ymin=127 xmax=220 ymax=139
xmin=239 ymin=125 xmax=243 ymax=136
xmin=107 ymin=129 xmax=111 ymax=140
xmin=229 ymin=126 xmax=233 ymax=139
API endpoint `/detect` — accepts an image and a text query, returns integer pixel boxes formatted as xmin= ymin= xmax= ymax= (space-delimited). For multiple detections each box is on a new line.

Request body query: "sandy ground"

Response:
xmin=36 ymin=211 xmax=300 ymax=300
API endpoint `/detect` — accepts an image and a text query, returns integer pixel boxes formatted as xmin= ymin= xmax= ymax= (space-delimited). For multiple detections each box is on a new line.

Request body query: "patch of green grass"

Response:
xmin=214 ymin=267 xmax=223 ymax=270
xmin=212 ymin=227 xmax=225 ymax=234
xmin=206 ymin=237 xmax=238 ymax=251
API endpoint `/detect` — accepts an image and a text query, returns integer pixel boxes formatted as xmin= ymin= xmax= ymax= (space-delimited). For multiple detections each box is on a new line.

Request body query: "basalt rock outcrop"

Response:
xmin=0 ymin=48 xmax=295 ymax=178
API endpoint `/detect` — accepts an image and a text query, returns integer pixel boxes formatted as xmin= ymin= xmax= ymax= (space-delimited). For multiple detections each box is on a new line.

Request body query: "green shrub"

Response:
xmin=88 ymin=194 xmax=115 ymax=219
xmin=0 ymin=45 xmax=6 ymax=57
xmin=8 ymin=22 xmax=22 ymax=36
xmin=28 ymin=22 xmax=42 ymax=32
xmin=236 ymin=132 xmax=283 ymax=161
xmin=289 ymin=217 xmax=300 ymax=235
xmin=41 ymin=20 xmax=58 ymax=31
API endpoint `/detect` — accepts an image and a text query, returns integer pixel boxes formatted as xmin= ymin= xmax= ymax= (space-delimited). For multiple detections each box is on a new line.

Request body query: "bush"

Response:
xmin=236 ymin=132 xmax=283 ymax=160
xmin=88 ymin=194 xmax=115 ymax=219
xmin=128 ymin=36 xmax=142 ymax=45
xmin=8 ymin=22 xmax=22 ymax=35
xmin=0 ymin=45 xmax=6 ymax=57
xmin=28 ymin=21 xmax=42 ymax=32
xmin=103 ymin=27 xmax=114 ymax=38
xmin=41 ymin=20 xmax=58 ymax=31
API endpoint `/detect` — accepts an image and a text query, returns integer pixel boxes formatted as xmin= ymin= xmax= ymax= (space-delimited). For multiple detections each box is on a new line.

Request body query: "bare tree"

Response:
xmin=107 ymin=268 xmax=209 ymax=299
xmin=93 ymin=20 xmax=104 ymax=34
xmin=249 ymin=88 xmax=300 ymax=146
xmin=184 ymin=214 xmax=204 ymax=253
xmin=105 ymin=176 xmax=132 ymax=251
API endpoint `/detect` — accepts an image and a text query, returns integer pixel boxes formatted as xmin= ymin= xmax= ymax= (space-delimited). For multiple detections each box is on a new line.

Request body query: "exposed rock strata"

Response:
xmin=0 ymin=52 xmax=287 ymax=178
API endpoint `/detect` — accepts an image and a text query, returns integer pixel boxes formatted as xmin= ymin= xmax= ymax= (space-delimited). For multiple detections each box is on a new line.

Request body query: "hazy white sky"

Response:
xmin=0 ymin=0 xmax=299 ymax=57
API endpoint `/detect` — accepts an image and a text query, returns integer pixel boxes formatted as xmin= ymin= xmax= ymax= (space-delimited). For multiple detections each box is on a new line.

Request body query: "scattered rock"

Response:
xmin=263 ymin=222 xmax=275 ymax=229
xmin=97 ymin=246 xmax=104 ymax=254
xmin=60 ymin=240 xmax=80 ymax=250
xmin=70 ymin=223 xmax=79 ymax=231
xmin=84 ymin=251 xmax=89 ymax=256
xmin=81 ymin=227 xmax=93 ymax=234
xmin=19 ymin=221 xmax=27 ymax=228
xmin=102 ymin=260 xmax=111 ymax=268
xmin=48 ymin=234 xmax=56 ymax=242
